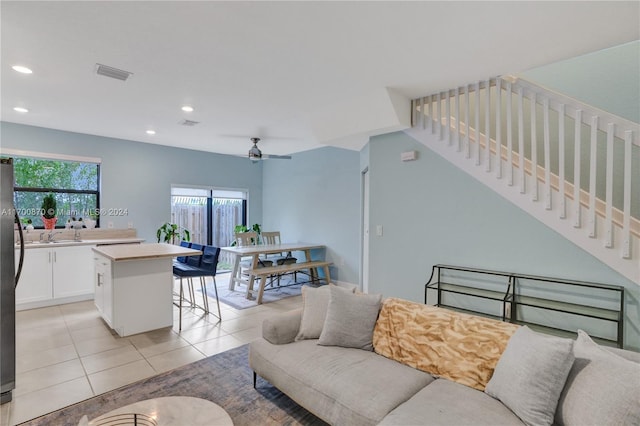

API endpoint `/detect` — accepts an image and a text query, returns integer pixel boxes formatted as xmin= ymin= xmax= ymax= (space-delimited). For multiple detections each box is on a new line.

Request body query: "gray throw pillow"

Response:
xmin=317 ymin=285 xmax=382 ymax=351
xmin=555 ymin=330 xmax=640 ymax=426
xmin=295 ymin=285 xmax=355 ymax=341
xmin=485 ymin=326 xmax=575 ymax=426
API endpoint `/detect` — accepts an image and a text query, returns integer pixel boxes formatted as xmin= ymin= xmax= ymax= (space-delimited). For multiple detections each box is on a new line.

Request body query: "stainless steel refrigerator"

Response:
xmin=1 ymin=157 xmax=25 ymax=404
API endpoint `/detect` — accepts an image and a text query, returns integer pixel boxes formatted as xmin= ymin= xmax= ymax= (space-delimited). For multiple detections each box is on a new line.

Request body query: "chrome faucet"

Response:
xmin=74 ymin=229 xmax=81 ymax=241
xmin=48 ymin=231 xmax=63 ymax=242
xmin=39 ymin=232 xmax=47 ymax=242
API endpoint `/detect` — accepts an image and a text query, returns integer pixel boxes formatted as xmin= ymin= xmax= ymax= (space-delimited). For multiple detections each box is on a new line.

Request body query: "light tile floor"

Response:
xmin=1 ymin=273 xmax=302 ymax=426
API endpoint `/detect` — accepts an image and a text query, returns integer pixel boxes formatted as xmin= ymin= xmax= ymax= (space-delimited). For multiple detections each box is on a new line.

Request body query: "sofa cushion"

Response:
xmin=373 ymin=298 xmax=518 ymax=390
xmin=485 ymin=326 xmax=575 ymax=426
xmin=249 ymin=338 xmax=434 ymax=426
xmin=555 ymin=330 xmax=640 ymax=426
xmin=379 ymin=379 xmax=524 ymax=426
xmin=295 ymin=284 xmax=356 ymax=341
xmin=262 ymin=308 xmax=302 ymax=345
xmin=318 ymin=285 xmax=382 ymax=351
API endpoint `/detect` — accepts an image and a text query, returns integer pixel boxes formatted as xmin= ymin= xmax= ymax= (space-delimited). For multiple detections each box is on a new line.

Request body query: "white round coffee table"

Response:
xmin=86 ymin=396 xmax=233 ymax=426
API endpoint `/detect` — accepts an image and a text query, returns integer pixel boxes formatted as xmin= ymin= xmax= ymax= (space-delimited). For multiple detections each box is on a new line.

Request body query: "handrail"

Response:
xmin=410 ymin=75 xmax=639 ymax=270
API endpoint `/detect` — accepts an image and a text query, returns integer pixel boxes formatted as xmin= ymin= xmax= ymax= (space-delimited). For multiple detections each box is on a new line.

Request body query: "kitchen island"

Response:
xmin=92 ymin=243 xmax=200 ymax=337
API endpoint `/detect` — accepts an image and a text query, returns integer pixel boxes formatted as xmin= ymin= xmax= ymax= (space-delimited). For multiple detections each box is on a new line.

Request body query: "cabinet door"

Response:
xmin=94 ymin=255 xmax=113 ymax=326
xmin=15 ymin=249 xmax=53 ymax=304
xmin=53 ymin=245 xmax=96 ymax=298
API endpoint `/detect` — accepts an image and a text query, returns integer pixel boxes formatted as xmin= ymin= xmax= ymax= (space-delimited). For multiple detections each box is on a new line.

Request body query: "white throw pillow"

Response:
xmin=555 ymin=330 xmax=640 ymax=426
xmin=295 ymin=284 xmax=355 ymax=341
xmin=485 ymin=326 xmax=575 ymax=426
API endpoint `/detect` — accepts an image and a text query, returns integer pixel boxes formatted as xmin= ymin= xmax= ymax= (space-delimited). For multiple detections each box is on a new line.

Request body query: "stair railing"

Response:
xmin=410 ymin=76 xmax=639 ymax=271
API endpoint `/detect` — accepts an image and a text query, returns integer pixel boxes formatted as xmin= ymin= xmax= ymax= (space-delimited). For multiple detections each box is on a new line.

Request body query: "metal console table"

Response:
xmin=425 ymin=264 xmax=625 ymax=348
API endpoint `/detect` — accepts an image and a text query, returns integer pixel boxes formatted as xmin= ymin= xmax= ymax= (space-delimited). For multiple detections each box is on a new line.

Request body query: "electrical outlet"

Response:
xmin=376 ymin=225 xmax=383 ymax=237
xmin=127 ymin=221 xmax=133 ymax=229
xmin=108 ymin=221 xmax=114 ymax=229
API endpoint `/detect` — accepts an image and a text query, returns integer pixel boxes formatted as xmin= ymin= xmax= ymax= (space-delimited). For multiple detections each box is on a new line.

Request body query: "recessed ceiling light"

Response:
xmin=146 ymin=130 xmax=156 ymax=135
xmin=13 ymin=107 xmax=29 ymax=113
xmin=181 ymin=106 xmax=194 ymax=112
xmin=12 ymin=65 xmax=33 ymax=74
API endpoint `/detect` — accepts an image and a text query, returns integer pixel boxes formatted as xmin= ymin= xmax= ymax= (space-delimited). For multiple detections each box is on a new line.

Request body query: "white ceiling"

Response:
xmin=2 ymin=1 xmax=638 ymax=157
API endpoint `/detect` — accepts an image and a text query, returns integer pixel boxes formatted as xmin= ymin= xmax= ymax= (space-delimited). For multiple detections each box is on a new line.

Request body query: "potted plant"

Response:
xmin=41 ymin=193 xmax=57 ymax=230
xmin=156 ymin=222 xmax=191 ymax=245
xmin=231 ymin=223 xmax=261 ymax=245
xmin=21 ymin=218 xmax=34 ymax=231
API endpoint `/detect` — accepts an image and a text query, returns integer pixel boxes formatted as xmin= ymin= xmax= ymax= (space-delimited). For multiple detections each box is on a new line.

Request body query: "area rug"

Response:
xmin=21 ymin=345 xmax=326 ymax=426
xmin=202 ymin=273 xmax=316 ymax=310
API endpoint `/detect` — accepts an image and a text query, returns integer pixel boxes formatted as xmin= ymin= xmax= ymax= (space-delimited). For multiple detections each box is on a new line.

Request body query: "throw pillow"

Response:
xmin=373 ymin=298 xmax=518 ymax=391
xmin=485 ymin=326 xmax=575 ymax=426
xmin=317 ymin=285 xmax=382 ymax=351
xmin=555 ymin=330 xmax=640 ymax=426
xmin=295 ymin=284 xmax=355 ymax=341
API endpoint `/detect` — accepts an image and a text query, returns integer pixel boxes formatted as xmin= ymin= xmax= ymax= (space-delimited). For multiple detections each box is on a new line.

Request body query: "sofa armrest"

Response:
xmin=262 ymin=308 xmax=302 ymax=345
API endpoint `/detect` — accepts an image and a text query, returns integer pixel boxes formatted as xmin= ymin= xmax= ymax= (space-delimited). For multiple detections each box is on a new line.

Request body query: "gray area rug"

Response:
xmin=20 ymin=345 xmax=327 ymax=426
xmin=204 ymin=274 xmax=315 ymax=310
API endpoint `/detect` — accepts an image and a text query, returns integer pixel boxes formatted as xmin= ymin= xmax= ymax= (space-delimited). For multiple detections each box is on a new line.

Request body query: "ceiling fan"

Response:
xmin=247 ymin=137 xmax=291 ymax=161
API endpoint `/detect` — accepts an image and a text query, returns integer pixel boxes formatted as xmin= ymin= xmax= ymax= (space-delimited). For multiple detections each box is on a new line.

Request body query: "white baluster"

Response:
xmin=446 ymin=92 xmax=452 ymax=145
xmin=543 ymin=98 xmax=551 ymax=210
xmin=518 ymin=87 xmax=525 ymax=194
xmin=465 ymin=85 xmax=470 ymax=159
xmin=506 ymin=81 xmax=513 ymax=186
xmin=531 ymin=92 xmax=538 ymax=201
xmin=475 ymin=81 xmax=481 ymax=165
xmin=420 ymin=97 xmax=425 ymax=130
xmin=559 ymin=104 xmax=566 ymax=219
xmin=455 ymin=88 xmax=461 ymax=152
xmin=622 ymin=130 xmax=632 ymax=258
xmin=428 ymin=95 xmax=433 ymax=133
xmin=485 ymin=79 xmax=491 ymax=172
xmin=437 ymin=92 xmax=443 ymax=140
xmin=573 ymin=110 xmax=582 ymax=227
xmin=604 ymin=123 xmax=615 ymax=248
xmin=495 ymin=78 xmax=502 ymax=179
xmin=588 ymin=115 xmax=598 ymax=238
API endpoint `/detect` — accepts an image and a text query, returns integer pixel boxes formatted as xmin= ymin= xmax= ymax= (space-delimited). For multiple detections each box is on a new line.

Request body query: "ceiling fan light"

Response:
xmin=248 ymin=145 xmax=262 ymax=160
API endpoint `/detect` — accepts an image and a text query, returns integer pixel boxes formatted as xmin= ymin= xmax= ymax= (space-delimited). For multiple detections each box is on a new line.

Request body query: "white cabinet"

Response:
xmin=53 ymin=246 xmax=95 ymax=298
xmin=94 ymin=255 xmax=113 ymax=327
xmin=15 ymin=249 xmax=52 ymax=304
xmin=93 ymin=251 xmax=173 ymax=337
xmin=15 ymin=245 xmax=96 ymax=309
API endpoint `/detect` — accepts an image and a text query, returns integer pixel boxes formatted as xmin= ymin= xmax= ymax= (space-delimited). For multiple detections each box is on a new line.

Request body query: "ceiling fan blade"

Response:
xmin=261 ymin=154 xmax=292 ymax=160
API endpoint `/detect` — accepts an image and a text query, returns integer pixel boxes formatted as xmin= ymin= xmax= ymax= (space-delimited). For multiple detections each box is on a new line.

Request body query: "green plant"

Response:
xmin=21 ymin=218 xmax=32 ymax=225
xmin=156 ymin=222 xmax=191 ymax=245
xmin=41 ymin=193 xmax=57 ymax=219
xmin=231 ymin=223 xmax=261 ymax=245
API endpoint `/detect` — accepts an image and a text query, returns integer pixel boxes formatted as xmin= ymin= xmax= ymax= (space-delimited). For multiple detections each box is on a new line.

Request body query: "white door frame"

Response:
xmin=361 ymin=167 xmax=370 ymax=293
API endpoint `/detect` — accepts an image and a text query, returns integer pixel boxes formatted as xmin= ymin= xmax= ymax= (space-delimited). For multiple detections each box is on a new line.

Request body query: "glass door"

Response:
xmin=171 ymin=187 xmax=247 ymax=271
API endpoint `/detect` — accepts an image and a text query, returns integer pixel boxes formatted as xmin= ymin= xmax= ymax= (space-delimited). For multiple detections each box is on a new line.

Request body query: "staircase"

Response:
xmin=405 ymin=76 xmax=639 ymax=284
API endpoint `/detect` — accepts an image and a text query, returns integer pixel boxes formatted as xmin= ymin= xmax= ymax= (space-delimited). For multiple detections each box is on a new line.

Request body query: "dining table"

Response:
xmin=220 ymin=242 xmax=327 ymax=293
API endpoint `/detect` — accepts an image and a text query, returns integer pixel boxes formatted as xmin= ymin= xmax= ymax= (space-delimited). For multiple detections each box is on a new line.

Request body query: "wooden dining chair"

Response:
xmin=261 ymin=231 xmax=298 ymax=285
xmin=234 ymin=232 xmax=273 ymax=290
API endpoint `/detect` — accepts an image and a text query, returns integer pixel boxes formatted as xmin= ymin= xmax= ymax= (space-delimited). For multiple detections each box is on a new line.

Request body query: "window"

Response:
xmin=171 ymin=186 xmax=247 ymax=270
xmin=13 ymin=155 xmax=100 ymax=228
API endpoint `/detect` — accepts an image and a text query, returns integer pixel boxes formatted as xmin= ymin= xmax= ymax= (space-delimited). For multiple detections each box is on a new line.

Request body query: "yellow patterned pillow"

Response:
xmin=373 ymin=298 xmax=519 ymax=391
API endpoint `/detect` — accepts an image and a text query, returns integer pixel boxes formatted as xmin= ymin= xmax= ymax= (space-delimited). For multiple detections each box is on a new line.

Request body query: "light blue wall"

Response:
xmin=520 ymin=40 xmax=640 ymax=124
xmin=261 ymin=146 xmax=361 ymax=284
xmin=1 ymin=122 xmax=263 ymax=242
xmin=366 ymin=131 xmax=639 ymax=350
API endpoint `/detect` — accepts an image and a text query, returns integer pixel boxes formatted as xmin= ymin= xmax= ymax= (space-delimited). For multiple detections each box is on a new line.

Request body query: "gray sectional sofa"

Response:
xmin=249 ymin=287 xmax=640 ymax=426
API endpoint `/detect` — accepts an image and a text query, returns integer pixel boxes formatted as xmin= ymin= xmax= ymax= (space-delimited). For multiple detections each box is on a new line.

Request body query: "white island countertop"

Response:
xmin=92 ymin=243 xmax=200 ymax=262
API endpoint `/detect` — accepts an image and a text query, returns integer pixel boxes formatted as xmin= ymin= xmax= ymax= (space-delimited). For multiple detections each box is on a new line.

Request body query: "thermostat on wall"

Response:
xmin=401 ymin=150 xmax=418 ymax=162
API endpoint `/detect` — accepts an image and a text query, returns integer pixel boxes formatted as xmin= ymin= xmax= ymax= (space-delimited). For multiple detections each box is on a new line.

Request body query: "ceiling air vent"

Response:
xmin=180 ymin=120 xmax=200 ymax=126
xmin=95 ymin=63 xmax=133 ymax=81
